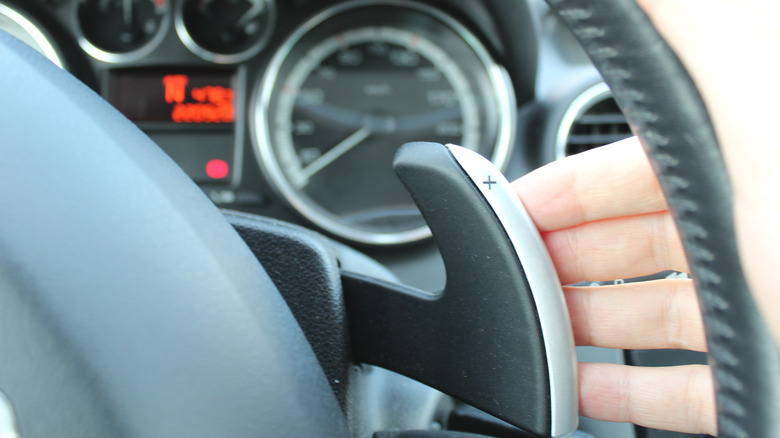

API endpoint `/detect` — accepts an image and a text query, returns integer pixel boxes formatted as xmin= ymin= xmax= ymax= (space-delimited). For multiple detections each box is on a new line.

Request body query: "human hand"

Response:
xmin=512 ymin=137 xmax=716 ymax=435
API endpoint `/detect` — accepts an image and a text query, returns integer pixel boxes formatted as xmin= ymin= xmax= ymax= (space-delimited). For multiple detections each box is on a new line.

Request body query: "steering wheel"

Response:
xmin=545 ymin=1 xmax=780 ymax=436
xmin=1 ymin=0 xmax=778 ymax=437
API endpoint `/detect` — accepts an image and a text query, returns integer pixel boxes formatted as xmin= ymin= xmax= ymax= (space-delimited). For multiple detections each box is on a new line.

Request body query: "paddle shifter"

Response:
xmin=343 ymin=142 xmax=578 ymax=437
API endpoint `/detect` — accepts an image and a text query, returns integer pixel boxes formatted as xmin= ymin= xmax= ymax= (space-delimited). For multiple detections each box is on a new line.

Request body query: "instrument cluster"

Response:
xmin=0 ymin=0 xmax=536 ymax=247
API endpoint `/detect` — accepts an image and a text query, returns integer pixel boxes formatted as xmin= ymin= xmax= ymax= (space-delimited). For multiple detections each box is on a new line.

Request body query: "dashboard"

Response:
xmin=1 ymin=0 xmax=634 ymax=291
xmin=0 ymin=0 xmax=594 ymax=285
xmin=1 ymin=1 xmax=699 ymax=437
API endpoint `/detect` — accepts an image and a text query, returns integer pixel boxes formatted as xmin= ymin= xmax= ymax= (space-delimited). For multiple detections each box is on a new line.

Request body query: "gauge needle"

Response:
xmin=299 ymin=126 xmax=371 ymax=186
xmin=123 ymin=0 xmax=133 ymax=26
xmin=237 ymin=0 xmax=267 ymax=29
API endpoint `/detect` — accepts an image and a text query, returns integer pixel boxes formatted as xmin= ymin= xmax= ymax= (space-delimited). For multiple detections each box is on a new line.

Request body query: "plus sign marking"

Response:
xmin=483 ymin=175 xmax=497 ymax=190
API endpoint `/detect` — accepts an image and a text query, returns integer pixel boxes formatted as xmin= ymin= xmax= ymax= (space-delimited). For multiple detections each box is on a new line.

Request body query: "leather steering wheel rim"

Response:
xmin=545 ymin=0 xmax=780 ymax=436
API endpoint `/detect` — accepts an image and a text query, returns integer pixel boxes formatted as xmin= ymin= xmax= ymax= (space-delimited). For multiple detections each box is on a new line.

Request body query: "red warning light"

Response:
xmin=205 ymin=159 xmax=230 ymax=179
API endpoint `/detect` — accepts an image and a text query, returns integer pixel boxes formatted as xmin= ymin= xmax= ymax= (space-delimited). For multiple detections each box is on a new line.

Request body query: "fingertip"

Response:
xmin=511 ymin=157 xmax=583 ymax=232
xmin=577 ymin=362 xmax=628 ymax=420
xmin=511 ymin=137 xmax=665 ymax=232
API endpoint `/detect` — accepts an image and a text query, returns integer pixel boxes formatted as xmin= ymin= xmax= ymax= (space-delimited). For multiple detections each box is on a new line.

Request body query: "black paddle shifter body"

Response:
xmin=343 ymin=142 xmax=578 ymax=437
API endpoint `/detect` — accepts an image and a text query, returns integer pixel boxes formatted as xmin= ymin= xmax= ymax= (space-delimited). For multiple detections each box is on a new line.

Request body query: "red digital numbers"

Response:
xmin=162 ymin=74 xmax=234 ymax=124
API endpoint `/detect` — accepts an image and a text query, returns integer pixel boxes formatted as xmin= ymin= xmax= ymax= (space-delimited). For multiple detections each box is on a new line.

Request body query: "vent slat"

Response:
xmin=577 ymin=114 xmax=628 ymax=125
xmin=567 ymin=134 xmax=632 ymax=145
xmin=565 ymin=96 xmax=631 ymax=156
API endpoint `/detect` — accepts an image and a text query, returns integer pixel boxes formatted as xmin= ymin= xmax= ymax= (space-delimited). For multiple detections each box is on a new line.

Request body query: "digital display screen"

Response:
xmin=108 ymin=68 xmax=239 ymax=186
xmin=108 ymin=69 xmax=236 ymax=124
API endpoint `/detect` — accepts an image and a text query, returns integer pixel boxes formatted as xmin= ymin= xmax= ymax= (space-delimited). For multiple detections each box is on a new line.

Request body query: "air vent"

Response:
xmin=556 ymin=83 xmax=632 ymax=159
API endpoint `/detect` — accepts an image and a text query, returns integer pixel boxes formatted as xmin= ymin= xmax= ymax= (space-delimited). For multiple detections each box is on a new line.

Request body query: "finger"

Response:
xmin=512 ymin=137 xmax=667 ymax=232
xmin=565 ymin=280 xmax=706 ymax=352
xmin=579 ymin=362 xmax=716 ymax=436
xmin=544 ymin=211 xmax=688 ymax=284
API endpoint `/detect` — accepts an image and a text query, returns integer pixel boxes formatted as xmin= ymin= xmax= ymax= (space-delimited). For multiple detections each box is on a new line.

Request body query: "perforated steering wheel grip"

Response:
xmin=544 ymin=0 xmax=780 ymax=436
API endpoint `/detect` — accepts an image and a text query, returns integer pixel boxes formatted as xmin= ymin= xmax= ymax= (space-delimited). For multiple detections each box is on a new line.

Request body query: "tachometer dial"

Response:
xmin=175 ymin=0 xmax=275 ymax=63
xmin=254 ymin=1 xmax=515 ymax=245
xmin=76 ymin=0 xmax=169 ymax=62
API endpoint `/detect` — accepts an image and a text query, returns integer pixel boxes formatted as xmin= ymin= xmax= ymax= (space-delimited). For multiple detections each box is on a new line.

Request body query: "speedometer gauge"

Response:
xmin=254 ymin=0 xmax=515 ymax=245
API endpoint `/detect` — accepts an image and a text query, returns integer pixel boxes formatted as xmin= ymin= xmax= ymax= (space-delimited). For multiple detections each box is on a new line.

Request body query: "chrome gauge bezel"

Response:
xmin=253 ymin=0 xmax=516 ymax=246
xmin=0 ymin=2 xmax=65 ymax=68
xmin=72 ymin=0 xmax=171 ymax=63
xmin=174 ymin=0 xmax=276 ymax=64
xmin=555 ymin=82 xmax=611 ymax=160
